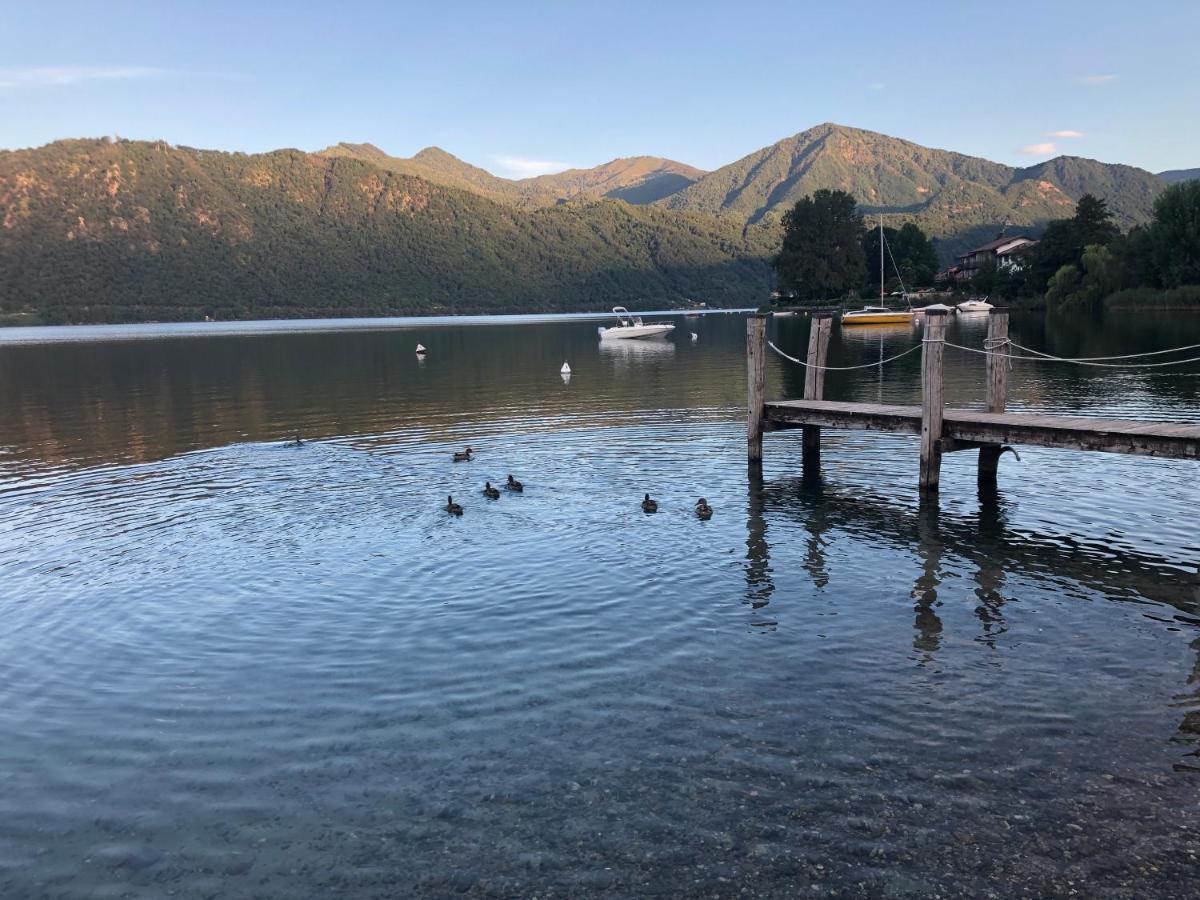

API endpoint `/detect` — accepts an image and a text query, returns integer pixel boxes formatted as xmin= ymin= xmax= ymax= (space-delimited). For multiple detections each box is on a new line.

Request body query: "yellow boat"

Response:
xmin=841 ymin=306 xmax=915 ymax=326
xmin=841 ymin=214 xmax=917 ymax=326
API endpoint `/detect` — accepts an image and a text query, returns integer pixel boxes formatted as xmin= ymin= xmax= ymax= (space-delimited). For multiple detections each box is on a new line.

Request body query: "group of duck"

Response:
xmin=447 ymin=446 xmax=713 ymax=520
xmin=288 ymin=437 xmax=713 ymax=520
xmin=444 ymin=446 xmax=522 ymax=515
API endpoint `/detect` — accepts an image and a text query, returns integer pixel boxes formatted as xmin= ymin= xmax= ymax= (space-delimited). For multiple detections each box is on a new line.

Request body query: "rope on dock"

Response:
xmin=943 ymin=341 xmax=1200 ymax=369
xmin=767 ymin=340 xmax=921 ymax=370
xmin=1007 ymin=339 xmax=1200 ymax=363
xmin=769 ymin=335 xmax=1200 ymax=372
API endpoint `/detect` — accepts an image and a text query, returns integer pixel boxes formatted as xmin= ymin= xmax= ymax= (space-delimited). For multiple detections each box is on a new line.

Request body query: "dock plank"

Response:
xmin=763 ymin=400 xmax=1200 ymax=461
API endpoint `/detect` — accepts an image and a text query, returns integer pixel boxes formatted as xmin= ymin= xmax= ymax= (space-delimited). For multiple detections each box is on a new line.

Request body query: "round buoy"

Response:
xmin=690 ymin=332 xmax=698 ymax=341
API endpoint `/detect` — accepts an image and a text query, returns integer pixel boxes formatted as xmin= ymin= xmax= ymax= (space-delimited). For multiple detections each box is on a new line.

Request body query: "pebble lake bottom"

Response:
xmin=0 ymin=309 xmax=1198 ymax=897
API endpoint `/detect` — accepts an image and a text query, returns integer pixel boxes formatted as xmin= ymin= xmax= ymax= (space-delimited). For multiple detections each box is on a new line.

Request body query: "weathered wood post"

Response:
xmin=978 ymin=307 xmax=1010 ymax=483
xmin=802 ymin=312 xmax=833 ymax=471
xmin=919 ymin=308 xmax=948 ymax=492
xmin=747 ymin=314 xmax=768 ymax=464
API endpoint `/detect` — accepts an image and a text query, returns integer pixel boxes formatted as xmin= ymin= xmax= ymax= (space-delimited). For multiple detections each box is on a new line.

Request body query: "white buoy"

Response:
xmin=415 ymin=343 xmax=426 ymax=354
xmin=560 ymin=362 xmax=571 ymax=374
xmin=690 ymin=332 xmax=698 ymax=342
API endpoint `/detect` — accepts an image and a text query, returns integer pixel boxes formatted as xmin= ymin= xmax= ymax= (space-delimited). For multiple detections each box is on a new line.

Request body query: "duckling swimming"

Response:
xmin=445 ymin=495 xmax=463 ymax=515
xmin=483 ymin=481 xmax=500 ymax=499
xmin=641 ymin=493 xmax=658 ymax=514
xmin=505 ymin=474 xmax=523 ymax=492
xmin=695 ymin=498 xmax=713 ymax=520
xmin=452 ymin=446 xmax=473 ymax=462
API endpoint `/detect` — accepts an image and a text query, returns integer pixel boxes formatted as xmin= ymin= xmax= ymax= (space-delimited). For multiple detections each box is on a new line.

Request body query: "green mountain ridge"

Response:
xmin=0 ymin=139 xmax=772 ymax=323
xmin=0 ymin=125 xmax=1178 ymax=323
xmin=1159 ymin=168 xmax=1200 ymax=184
xmin=656 ymin=124 xmax=1166 ymax=256
xmin=317 ymin=142 xmax=704 ymax=205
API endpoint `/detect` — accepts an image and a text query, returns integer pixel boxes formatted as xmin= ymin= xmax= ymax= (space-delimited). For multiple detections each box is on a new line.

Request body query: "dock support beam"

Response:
xmin=978 ymin=308 xmax=1010 ymax=483
xmin=747 ymin=314 xmax=768 ymax=464
xmin=920 ymin=309 xmax=948 ymax=492
xmin=802 ymin=313 xmax=833 ymax=472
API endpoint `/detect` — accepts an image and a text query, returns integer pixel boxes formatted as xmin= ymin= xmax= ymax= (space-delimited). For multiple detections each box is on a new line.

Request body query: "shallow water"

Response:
xmin=1 ymin=309 xmax=1199 ymax=897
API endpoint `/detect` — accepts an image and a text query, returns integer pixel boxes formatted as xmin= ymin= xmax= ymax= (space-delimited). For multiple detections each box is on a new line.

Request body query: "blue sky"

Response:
xmin=2 ymin=0 xmax=1197 ymax=176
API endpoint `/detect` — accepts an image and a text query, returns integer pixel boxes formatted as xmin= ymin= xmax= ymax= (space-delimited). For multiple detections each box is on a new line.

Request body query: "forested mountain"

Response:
xmin=1159 ymin=168 xmax=1200 ymax=184
xmin=0 ymin=125 xmax=1177 ymax=323
xmin=0 ymin=139 xmax=772 ymax=324
xmin=318 ymin=143 xmax=703 ymax=205
xmin=656 ymin=124 xmax=1166 ymax=255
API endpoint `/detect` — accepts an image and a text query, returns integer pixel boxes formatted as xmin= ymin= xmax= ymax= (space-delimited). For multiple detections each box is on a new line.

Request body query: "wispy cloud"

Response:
xmin=0 ymin=66 xmax=165 ymax=89
xmin=1078 ymin=74 xmax=1116 ymax=86
xmin=1019 ymin=143 xmax=1056 ymax=155
xmin=868 ymin=82 xmax=886 ymax=91
xmin=1047 ymin=130 xmax=1084 ymax=138
xmin=492 ymin=156 xmax=576 ymax=178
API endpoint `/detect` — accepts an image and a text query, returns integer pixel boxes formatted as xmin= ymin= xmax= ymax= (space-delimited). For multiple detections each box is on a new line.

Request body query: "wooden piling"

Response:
xmin=979 ymin=308 xmax=1010 ymax=483
xmin=747 ymin=314 xmax=768 ymax=463
xmin=919 ymin=309 xmax=948 ymax=492
xmin=802 ymin=313 xmax=833 ymax=470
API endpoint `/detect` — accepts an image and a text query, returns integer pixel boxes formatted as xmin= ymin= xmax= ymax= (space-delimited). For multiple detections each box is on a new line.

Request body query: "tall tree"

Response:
xmin=1147 ymin=180 xmax=1200 ymax=288
xmin=773 ymin=190 xmax=866 ymax=302
xmin=862 ymin=222 xmax=939 ymax=293
xmin=1030 ymin=193 xmax=1120 ymax=291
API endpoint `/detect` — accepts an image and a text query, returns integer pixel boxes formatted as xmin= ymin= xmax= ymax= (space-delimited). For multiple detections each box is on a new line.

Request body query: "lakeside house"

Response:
xmin=952 ymin=234 xmax=1038 ymax=280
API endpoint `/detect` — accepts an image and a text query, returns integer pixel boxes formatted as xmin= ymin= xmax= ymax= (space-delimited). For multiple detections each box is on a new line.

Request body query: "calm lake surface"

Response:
xmin=1 ymin=308 xmax=1199 ymax=898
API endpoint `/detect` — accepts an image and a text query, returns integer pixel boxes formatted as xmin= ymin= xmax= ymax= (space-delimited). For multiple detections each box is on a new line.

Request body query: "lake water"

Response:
xmin=1 ymin=309 xmax=1199 ymax=898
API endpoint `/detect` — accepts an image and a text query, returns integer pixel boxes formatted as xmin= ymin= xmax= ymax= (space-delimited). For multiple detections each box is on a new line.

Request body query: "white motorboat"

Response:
xmin=957 ymin=297 xmax=993 ymax=315
xmin=598 ymin=307 xmax=675 ymax=340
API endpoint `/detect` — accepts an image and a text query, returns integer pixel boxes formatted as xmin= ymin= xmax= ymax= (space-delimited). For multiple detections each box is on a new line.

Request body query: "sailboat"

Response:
xmin=841 ymin=215 xmax=916 ymax=327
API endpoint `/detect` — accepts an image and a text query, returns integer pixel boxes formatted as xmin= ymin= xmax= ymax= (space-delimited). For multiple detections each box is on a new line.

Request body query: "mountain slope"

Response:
xmin=658 ymin=123 xmax=1165 ymax=255
xmin=0 ymin=139 xmax=772 ymax=323
xmin=526 ymin=157 xmax=705 ymax=203
xmin=1160 ymin=168 xmax=1200 ymax=184
xmin=318 ymin=144 xmax=703 ymax=205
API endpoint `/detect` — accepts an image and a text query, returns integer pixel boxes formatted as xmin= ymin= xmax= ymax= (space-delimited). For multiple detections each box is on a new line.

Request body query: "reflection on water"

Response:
xmin=2 ymin=308 xmax=1200 ymax=896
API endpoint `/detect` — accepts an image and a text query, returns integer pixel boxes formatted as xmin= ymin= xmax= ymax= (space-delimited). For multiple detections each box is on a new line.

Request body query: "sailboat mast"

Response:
xmin=879 ymin=214 xmax=884 ymax=304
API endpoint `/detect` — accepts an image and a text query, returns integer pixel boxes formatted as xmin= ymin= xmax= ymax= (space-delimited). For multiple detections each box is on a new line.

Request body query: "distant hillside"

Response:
xmin=1160 ymin=168 xmax=1200 ymax=184
xmin=318 ymin=143 xmax=703 ymax=205
xmin=0 ymin=139 xmax=772 ymax=324
xmin=656 ymin=123 xmax=1165 ymax=257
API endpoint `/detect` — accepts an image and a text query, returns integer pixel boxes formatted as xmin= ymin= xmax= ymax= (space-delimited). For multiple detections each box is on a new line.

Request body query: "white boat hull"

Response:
xmin=598 ymin=324 xmax=675 ymax=340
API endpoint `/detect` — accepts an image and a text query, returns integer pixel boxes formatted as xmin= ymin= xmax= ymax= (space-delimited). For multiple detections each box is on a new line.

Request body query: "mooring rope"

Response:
xmin=943 ymin=341 xmax=1200 ymax=369
xmin=767 ymin=340 xmax=922 ymax=370
xmin=1007 ymin=338 xmax=1200 ymax=362
xmin=768 ymin=334 xmax=1200 ymax=372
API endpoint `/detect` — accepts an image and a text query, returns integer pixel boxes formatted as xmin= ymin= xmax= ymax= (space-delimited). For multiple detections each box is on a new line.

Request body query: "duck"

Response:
xmin=483 ymin=481 xmax=500 ymax=499
xmin=445 ymin=495 xmax=463 ymax=516
xmin=505 ymin=474 xmax=523 ymax=492
xmin=641 ymin=493 xmax=658 ymax=514
xmin=291 ymin=434 xmax=304 ymax=447
xmin=452 ymin=446 xmax=473 ymax=462
xmin=695 ymin=498 xmax=713 ymax=520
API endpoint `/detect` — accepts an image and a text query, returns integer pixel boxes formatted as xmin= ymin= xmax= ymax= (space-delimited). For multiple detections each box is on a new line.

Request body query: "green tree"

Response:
xmin=1029 ymin=193 xmax=1121 ymax=292
xmin=1045 ymin=244 xmax=1122 ymax=310
xmin=1147 ymin=180 xmax=1200 ymax=288
xmin=774 ymin=190 xmax=866 ymax=302
xmin=861 ymin=221 xmax=939 ymax=294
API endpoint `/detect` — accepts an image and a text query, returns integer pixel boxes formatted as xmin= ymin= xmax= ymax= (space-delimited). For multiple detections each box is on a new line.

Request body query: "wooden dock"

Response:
xmin=747 ymin=309 xmax=1200 ymax=492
